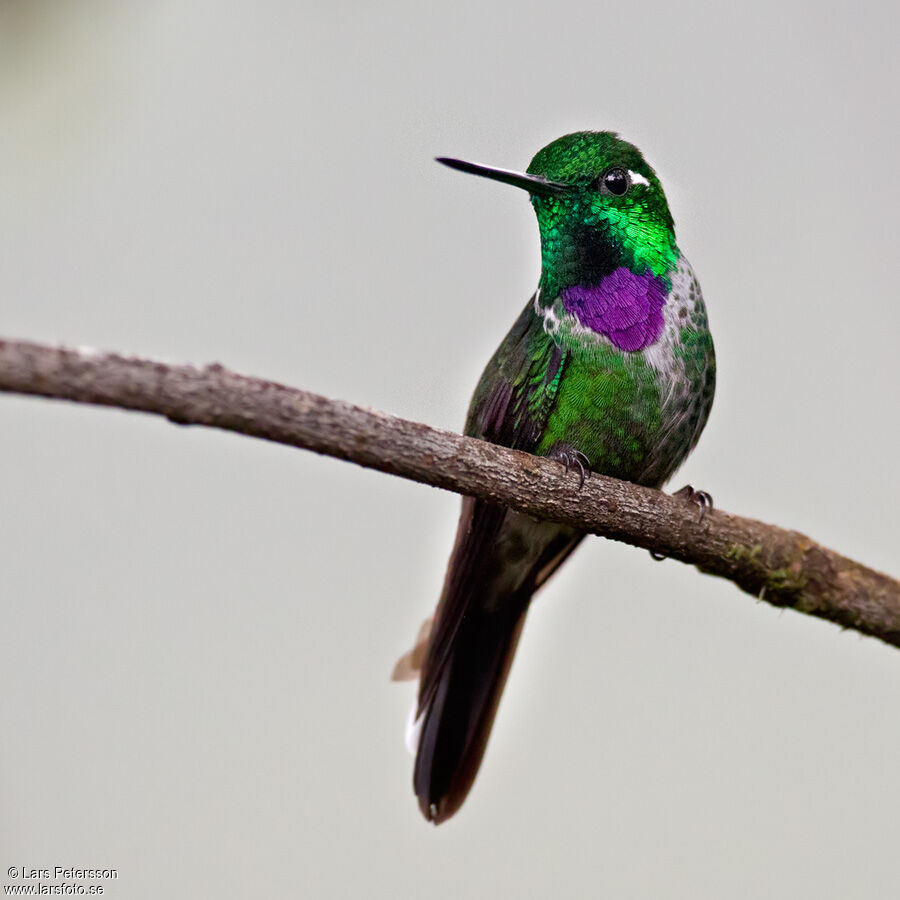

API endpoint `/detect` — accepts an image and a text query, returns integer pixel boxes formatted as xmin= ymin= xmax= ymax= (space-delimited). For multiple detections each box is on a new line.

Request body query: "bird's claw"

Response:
xmin=652 ymin=487 xmax=711 ymax=557
xmin=549 ymin=446 xmax=592 ymax=490
xmin=673 ymin=484 xmax=714 ymax=522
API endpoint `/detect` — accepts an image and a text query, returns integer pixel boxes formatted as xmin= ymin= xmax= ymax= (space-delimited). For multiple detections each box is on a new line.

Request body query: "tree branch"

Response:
xmin=1 ymin=337 xmax=898 ymax=648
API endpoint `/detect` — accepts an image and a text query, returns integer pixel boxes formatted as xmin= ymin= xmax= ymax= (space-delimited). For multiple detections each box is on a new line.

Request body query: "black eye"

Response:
xmin=600 ymin=167 xmax=629 ymax=196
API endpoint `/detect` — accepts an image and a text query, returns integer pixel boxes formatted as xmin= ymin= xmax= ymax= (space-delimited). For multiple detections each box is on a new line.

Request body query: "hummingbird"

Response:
xmin=393 ymin=131 xmax=716 ymax=824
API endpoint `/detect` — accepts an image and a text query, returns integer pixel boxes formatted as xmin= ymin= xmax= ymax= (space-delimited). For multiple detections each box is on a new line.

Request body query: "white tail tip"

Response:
xmin=405 ymin=701 xmax=424 ymax=755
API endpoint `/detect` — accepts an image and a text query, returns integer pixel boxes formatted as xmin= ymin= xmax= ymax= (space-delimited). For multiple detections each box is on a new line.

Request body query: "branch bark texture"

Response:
xmin=2 ymin=338 xmax=898 ymax=648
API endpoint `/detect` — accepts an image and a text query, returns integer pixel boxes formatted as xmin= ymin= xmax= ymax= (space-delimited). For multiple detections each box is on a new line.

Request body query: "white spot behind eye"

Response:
xmin=629 ymin=170 xmax=651 ymax=188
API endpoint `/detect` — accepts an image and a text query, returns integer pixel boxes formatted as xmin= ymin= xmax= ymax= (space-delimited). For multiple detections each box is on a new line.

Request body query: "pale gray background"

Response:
xmin=1 ymin=1 xmax=898 ymax=897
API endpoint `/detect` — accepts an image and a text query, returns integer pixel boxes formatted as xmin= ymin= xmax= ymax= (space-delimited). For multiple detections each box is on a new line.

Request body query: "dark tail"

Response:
xmin=413 ymin=598 xmax=528 ymax=824
xmin=407 ymin=497 xmax=582 ymax=823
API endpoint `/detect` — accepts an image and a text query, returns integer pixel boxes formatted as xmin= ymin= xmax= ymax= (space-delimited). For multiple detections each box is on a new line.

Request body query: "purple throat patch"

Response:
xmin=560 ymin=267 xmax=667 ymax=352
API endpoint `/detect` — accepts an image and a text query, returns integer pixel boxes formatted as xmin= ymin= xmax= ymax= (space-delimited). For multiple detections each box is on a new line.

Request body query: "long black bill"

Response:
xmin=436 ymin=157 xmax=569 ymax=198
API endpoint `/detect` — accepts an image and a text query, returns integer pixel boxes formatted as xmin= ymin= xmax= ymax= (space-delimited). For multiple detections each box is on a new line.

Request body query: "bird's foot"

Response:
xmin=673 ymin=484 xmax=714 ymax=522
xmin=548 ymin=444 xmax=592 ymax=490
xmin=649 ymin=485 xmax=713 ymax=561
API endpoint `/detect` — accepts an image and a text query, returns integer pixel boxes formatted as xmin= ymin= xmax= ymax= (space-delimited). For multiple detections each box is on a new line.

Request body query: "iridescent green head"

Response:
xmin=438 ymin=131 xmax=678 ymax=297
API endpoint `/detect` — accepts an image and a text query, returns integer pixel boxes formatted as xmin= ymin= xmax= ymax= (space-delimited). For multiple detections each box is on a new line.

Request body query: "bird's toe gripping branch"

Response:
xmin=673 ymin=484 xmax=714 ymax=522
xmin=649 ymin=485 xmax=714 ymax=561
xmin=547 ymin=444 xmax=592 ymax=490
